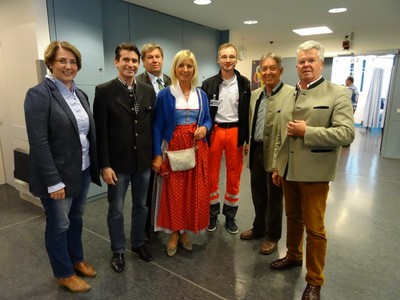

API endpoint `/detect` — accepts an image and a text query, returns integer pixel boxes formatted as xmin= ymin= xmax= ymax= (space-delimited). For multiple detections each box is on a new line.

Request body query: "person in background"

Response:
xmin=201 ymin=43 xmax=250 ymax=234
xmin=136 ymin=43 xmax=171 ymax=95
xmin=93 ymin=42 xmax=155 ymax=273
xmin=136 ymin=43 xmax=171 ymax=242
xmin=270 ymin=40 xmax=355 ymax=300
xmin=240 ymin=52 xmax=293 ymax=255
xmin=152 ymin=49 xmax=211 ymax=257
xmin=345 ymin=76 xmax=359 ymax=113
xmin=24 ymin=41 xmax=101 ymax=293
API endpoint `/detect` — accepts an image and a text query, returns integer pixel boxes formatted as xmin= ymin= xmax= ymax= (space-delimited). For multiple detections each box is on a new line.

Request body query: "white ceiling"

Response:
xmin=124 ymin=0 xmax=400 ymax=49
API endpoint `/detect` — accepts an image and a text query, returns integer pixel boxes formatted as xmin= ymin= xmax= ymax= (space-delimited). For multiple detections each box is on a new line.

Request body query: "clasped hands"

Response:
xmin=287 ymin=120 xmax=306 ymax=137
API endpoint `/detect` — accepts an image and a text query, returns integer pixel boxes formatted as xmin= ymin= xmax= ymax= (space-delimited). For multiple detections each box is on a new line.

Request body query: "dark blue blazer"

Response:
xmin=24 ymin=78 xmax=101 ymax=198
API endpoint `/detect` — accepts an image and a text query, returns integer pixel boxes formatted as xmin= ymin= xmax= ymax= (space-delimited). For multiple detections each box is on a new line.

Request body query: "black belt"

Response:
xmin=252 ymin=141 xmax=263 ymax=147
xmin=216 ymin=122 xmax=238 ymax=128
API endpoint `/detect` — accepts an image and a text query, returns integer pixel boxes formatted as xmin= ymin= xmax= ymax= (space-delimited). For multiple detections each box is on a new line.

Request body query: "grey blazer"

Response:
xmin=24 ymin=78 xmax=101 ymax=198
xmin=248 ymin=83 xmax=294 ymax=172
xmin=273 ymin=79 xmax=355 ymax=182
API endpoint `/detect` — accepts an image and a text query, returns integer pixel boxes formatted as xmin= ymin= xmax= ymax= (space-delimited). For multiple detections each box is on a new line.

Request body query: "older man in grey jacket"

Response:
xmin=270 ymin=40 xmax=355 ymax=300
xmin=241 ymin=52 xmax=294 ymax=256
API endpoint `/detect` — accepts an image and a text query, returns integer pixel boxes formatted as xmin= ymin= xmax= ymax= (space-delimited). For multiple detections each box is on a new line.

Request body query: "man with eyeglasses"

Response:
xmin=270 ymin=40 xmax=355 ymax=300
xmin=201 ymin=43 xmax=250 ymax=234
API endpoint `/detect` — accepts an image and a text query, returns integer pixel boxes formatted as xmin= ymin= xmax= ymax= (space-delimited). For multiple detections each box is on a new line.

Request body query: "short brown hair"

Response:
xmin=44 ymin=41 xmax=82 ymax=72
xmin=218 ymin=43 xmax=237 ymax=56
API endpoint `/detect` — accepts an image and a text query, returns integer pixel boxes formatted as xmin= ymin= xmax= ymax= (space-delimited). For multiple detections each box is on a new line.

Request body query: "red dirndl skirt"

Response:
xmin=156 ymin=123 xmax=209 ymax=233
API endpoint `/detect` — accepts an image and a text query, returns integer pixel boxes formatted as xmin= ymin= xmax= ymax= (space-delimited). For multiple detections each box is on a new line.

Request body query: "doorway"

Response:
xmin=330 ymin=55 xmax=395 ymax=128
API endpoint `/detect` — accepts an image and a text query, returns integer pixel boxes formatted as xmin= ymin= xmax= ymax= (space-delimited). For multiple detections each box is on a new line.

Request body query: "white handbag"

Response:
xmin=165 ymin=89 xmax=203 ymax=172
xmin=166 ymin=146 xmax=197 ymax=171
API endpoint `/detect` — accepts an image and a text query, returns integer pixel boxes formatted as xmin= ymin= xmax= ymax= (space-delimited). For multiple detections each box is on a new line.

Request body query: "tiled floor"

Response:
xmin=1 ymin=127 xmax=399 ymax=299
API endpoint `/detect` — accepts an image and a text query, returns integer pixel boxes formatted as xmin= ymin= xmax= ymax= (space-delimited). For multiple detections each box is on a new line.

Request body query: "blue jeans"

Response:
xmin=41 ymin=168 xmax=91 ymax=278
xmin=107 ymin=169 xmax=150 ymax=252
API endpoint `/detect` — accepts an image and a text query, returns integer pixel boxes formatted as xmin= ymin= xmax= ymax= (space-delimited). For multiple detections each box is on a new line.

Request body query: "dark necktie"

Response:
xmin=156 ymin=78 xmax=164 ymax=91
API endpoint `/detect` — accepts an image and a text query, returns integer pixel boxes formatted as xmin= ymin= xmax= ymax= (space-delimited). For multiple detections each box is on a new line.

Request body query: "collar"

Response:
xmin=146 ymin=71 xmax=164 ymax=84
xmin=297 ymin=76 xmax=324 ymax=90
xmin=217 ymin=69 xmax=242 ymax=84
xmin=46 ymin=74 xmax=76 ymax=94
xmin=117 ymin=76 xmax=135 ymax=91
xmin=264 ymin=81 xmax=283 ymax=97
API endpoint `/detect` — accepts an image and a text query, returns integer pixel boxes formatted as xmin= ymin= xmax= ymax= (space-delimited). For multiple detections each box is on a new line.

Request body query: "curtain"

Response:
xmin=363 ymin=68 xmax=384 ymax=128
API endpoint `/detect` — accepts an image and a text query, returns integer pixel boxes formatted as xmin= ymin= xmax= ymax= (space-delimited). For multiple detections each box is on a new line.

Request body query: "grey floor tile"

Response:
xmin=1 ymin=127 xmax=399 ymax=299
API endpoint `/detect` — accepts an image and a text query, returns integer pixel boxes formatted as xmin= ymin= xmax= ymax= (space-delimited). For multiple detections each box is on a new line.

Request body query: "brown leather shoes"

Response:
xmin=73 ymin=261 xmax=97 ymax=277
xmin=240 ymin=229 xmax=263 ymax=240
xmin=270 ymin=256 xmax=303 ymax=270
xmin=302 ymin=283 xmax=321 ymax=300
xmin=259 ymin=241 xmax=277 ymax=255
xmin=58 ymin=274 xmax=90 ymax=293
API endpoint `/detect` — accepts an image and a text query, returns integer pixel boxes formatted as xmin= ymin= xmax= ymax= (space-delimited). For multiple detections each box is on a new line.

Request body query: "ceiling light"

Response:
xmin=292 ymin=26 xmax=333 ymax=36
xmin=244 ymin=20 xmax=258 ymax=25
xmin=193 ymin=0 xmax=211 ymax=5
xmin=329 ymin=7 xmax=347 ymax=13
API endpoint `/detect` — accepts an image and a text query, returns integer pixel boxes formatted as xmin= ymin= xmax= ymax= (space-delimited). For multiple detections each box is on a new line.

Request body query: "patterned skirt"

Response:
xmin=154 ymin=123 xmax=209 ymax=233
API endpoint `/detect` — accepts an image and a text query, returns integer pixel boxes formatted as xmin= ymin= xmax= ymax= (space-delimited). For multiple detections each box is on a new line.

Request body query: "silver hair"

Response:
xmin=259 ymin=51 xmax=282 ymax=68
xmin=297 ymin=40 xmax=324 ymax=61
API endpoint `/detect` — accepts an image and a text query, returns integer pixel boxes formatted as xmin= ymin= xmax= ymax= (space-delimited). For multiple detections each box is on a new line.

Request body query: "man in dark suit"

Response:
xmin=93 ymin=43 xmax=156 ymax=273
xmin=136 ymin=43 xmax=171 ymax=241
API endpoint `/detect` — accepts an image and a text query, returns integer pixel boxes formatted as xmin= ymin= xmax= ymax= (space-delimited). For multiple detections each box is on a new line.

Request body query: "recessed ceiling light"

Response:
xmin=292 ymin=26 xmax=333 ymax=36
xmin=193 ymin=0 xmax=212 ymax=5
xmin=329 ymin=7 xmax=347 ymax=13
xmin=244 ymin=20 xmax=258 ymax=25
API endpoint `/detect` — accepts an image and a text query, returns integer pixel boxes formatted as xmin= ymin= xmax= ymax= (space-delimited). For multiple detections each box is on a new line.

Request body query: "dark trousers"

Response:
xmin=145 ymin=169 xmax=155 ymax=232
xmin=250 ymin=142 xmax=283 ymax=241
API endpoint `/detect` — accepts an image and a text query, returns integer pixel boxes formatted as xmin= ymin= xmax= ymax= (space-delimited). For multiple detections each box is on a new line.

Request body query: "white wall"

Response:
xmin=0 ymin=0 xmax=49 ymax=187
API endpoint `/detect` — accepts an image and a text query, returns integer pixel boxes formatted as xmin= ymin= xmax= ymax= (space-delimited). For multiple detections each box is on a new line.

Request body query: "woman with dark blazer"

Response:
xmin=24 ymin=41 xmax=101 ymax=293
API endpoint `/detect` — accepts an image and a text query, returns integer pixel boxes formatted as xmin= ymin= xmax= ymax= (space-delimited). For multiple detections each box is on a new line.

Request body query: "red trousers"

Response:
xmin=209 ymin=126 xmax=243 ymax=217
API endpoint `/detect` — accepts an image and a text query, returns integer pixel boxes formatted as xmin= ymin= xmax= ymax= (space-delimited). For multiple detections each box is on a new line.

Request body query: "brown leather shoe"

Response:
xmin=58 ymin=274 xmax=90 ymax=293
xmin=240 ymin=229 xmax=263 ymax=240
xmin=259 ymin=241 xmax=277 ymax=255
xmin=74 ymin=261 xmax=97 ymax=278
xmin=302 ymin=283 xmax=321 ymax=300
xmin=270 ymin=256 xmax=302 ymax=270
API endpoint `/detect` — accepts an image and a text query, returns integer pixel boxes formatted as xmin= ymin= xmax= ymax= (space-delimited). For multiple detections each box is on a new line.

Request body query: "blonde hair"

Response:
xmin=170 ymin=49 xmax=198 ymax=87
xmin=141 ymin=43 xmax=164 ymax=61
